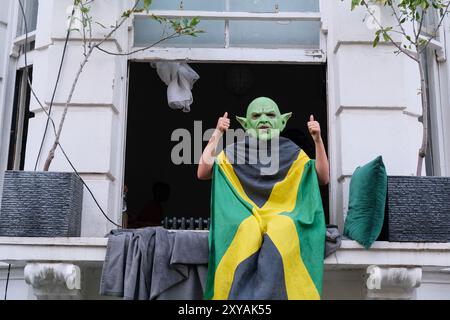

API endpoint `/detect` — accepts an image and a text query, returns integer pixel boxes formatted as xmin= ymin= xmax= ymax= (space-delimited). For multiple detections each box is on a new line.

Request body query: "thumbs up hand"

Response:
xmin=307 ymin=114 xmax=322 ymax=143
xmin=216 ymin=112 xmax=230 ymax=133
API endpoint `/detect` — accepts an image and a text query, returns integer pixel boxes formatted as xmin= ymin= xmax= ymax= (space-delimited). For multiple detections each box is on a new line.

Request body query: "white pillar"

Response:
xmin=24 ymin=263 xmax=81 ymax=300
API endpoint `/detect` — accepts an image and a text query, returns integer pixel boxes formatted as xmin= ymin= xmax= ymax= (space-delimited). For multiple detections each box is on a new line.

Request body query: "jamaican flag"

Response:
xmin=204 ymin=136 xmax=326 ymax=300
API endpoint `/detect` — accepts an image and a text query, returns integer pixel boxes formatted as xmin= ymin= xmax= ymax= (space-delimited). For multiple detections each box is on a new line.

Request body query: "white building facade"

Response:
xmin=1 ymin=0 xmax=450 ymax=300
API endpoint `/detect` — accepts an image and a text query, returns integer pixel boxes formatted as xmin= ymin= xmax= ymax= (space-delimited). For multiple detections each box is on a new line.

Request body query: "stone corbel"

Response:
xmin=24 ymin=263 xmax=81 ymax=299
xmin=365 ymin=265 xmax=422 ymax=300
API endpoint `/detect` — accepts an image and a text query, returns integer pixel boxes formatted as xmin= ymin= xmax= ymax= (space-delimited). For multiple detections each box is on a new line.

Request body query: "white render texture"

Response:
xmin=328 ymin=1 xmax=425 ymax=229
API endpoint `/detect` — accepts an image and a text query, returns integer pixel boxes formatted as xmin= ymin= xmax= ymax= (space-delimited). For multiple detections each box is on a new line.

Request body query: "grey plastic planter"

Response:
xmin=385 ymin=176 xmax=450 ymax=242
xmin=0 ymin=171 xmax=83 ymax=237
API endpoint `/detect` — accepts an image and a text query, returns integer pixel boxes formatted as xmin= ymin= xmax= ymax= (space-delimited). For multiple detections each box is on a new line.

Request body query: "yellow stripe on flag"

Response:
xmin=215 ymin=149 xmax=320 ymax=299
xmin=213 ymin=215 xmax=262 ymax=300
xmin=259 ymin=150 xmax=310 ymax=216
xmin=266 ymin=215 xmax=320 ymax=300
xmin=216 ymin=151 xmax=257 ymax=208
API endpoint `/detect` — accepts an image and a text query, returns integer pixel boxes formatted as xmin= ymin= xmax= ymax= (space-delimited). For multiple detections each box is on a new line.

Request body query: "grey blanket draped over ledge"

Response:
xmin=100 ymin=227 xmax=209 ymax=300
xmin=99 ymin=226 xmax=341 ymax=300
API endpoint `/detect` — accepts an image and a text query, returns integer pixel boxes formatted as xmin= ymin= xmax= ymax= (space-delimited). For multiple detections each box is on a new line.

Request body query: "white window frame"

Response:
xmin=10 ymin=0 xmax=36 ymax=168
xmin=3 ymin=1 xmax=36 ymax=172
xmin=15 ymin=0 xmax=38 ymax=38
xmin=417 ymin=7 xmax=450 ymax=176
xmin=128 ymin=3 xmax=327 ymax=63
xmin=9 ymin=69 xmax=31 ymax=170
xmin=424 ymin=14 xmax=450 ymax=176
xmin=118 ymin=1 xmax=331 ymax=225
xmin=419 ymin=7 xmax=447 ymax=62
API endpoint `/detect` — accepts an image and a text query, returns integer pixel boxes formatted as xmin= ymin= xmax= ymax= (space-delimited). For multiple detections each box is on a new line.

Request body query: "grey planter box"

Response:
xmin=0 ymin=171 xmax=83 ymax=237
xmin=385 ymin=176 xmax=450 ymax=242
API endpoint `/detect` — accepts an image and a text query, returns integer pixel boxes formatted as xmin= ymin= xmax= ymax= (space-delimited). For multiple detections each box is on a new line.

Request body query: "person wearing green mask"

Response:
xmin=198 ymin=97 xmax=329 ymax=300
xmin=197 ymin=96 xmax=329 ymax=183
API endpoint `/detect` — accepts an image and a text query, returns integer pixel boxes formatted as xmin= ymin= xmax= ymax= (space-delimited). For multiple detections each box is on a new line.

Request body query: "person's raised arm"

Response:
xmin=307 ymin=115 xmax=330 ymax=185
xmin=197 ymin=112 xmax=230 ymax=180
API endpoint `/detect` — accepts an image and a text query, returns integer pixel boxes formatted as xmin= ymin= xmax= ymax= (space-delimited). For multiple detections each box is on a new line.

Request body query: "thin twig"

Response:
xmin=43 ymin=0 xmax=141 ymax=170
xmin=363 ymin=2 xmax=419 ymax=61
xmin=389 ymin=2 xmax=411 ymax=41
xmin=416 ymin=9 xmax=425 ymax=42
xmin=96 ymin=32 xmax=180 ymax=56
xmin=419 ymin=1 xmax=450 ymax=54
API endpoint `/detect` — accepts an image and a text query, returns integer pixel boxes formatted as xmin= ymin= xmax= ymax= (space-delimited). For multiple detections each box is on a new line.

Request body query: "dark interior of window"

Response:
xmin=7 ymin=67 xmax=33 ymax=171
xmin=125 ymin=62 xmax=329 ymax=228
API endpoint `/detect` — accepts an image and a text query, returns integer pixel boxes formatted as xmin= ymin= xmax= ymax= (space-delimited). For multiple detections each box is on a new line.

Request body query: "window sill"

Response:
xmin=325 ymin=240 xmax=450 ymax=270
xmin=1 ymin=237 xmax=450 ymax=270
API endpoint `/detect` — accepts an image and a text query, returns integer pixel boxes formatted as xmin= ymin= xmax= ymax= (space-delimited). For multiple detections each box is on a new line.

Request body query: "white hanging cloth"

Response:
xmin=151 ymin=62 xmax=200 ymax=113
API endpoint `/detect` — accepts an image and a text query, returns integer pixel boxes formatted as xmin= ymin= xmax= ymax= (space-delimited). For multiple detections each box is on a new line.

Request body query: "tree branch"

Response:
xmin=95 ymin=32 xmax=181 ymax=56
xmin=389 ymin=2 xmax=411 ymax=41
xmin=419 ymin=1 xmax=450 ymax=54
xmin=43 ymin=0 xmax=141 ymax=170
xmin=363 ymin=2 xmax=419 ymax=61
xmin=416 ymin=8 xmax=425 ymax=42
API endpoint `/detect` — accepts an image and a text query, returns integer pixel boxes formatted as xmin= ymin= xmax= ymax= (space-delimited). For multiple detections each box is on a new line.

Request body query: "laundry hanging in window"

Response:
xmin=151 ymin=62 xmax=200 ymax=112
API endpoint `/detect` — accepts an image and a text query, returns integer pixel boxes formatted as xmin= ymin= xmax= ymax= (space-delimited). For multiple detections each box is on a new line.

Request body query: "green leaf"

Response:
xmin=143 ymin=0 xmax=153 ymax=10
xmin=351 ymin=0 xmax=361 ymax=10
xmin=373 ymin=34 xmax=380 ymax=47
xmin=190 ymin=17 xmax=200 ymax=27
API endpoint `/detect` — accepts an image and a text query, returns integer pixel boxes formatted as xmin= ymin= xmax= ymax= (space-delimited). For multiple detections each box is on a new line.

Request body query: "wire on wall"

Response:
xmin=3 ymin=264 xmax=11 ymax=300
xmin=17 ymin=0 xmax=121 ymax=226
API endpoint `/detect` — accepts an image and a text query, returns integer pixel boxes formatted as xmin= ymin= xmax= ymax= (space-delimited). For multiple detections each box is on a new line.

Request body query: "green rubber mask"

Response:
xmin=236 ymin=97 xmax=292 ymax=140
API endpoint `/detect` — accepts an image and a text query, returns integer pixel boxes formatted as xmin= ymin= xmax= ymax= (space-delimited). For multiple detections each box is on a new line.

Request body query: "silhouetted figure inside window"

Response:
xmin=128 ymin=181 xmax=170 ymax=228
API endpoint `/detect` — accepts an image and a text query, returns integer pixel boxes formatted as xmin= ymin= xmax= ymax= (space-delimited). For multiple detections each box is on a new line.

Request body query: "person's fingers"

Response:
xmin=310 ymin=114 xmax=314 ymax=122
xmin=224 ymin=112 xmax=228 ymax=118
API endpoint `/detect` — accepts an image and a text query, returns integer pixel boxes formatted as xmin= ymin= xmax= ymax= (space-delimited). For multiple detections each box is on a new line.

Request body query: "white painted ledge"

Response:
xmin=325 ymin=241 xmax=450 ymax=269
xmin=0 ymin=237 xmax=108 ymax=265
xmin=1 ymin=238 xmax=450 ymax=269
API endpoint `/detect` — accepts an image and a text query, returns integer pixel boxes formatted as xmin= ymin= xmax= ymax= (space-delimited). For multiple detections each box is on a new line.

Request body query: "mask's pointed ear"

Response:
xmin=236 ymin=116 xmax=248 ymax=129
xmin=280 ymin=112 xmax=292 ymax=131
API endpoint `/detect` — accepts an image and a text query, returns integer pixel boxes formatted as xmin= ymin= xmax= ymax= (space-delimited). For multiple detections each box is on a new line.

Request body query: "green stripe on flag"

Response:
xmin=282 ymin=160 xmax=326 ymax=296
xmin=204 ymin=163 xmax=254 ymax=299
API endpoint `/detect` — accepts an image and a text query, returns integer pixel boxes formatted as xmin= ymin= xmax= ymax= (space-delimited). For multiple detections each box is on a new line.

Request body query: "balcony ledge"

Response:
xmin=1 ymin=237 xmax=450 ymax=270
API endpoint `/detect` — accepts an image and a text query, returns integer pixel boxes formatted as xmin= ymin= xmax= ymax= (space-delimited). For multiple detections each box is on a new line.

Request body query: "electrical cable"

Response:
xmin=17 ymin=0 xmax=121 ymax=228
xmin=33 ymin=2 xmax=73 ymax=171
xmin=3 ymin=264 xmax=11 ymax=300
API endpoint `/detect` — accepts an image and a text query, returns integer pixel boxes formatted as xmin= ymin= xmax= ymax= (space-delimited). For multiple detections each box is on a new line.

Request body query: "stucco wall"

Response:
xmin=326 ymin=0 xmax=423 ymax=229
xmin=23 ymin=0 xmax=130 ymax=236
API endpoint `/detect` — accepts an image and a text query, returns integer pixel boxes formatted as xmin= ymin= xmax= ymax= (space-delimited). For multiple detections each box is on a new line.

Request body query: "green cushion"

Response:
xmin=344 ymin=156 xmax=387 ymax=249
